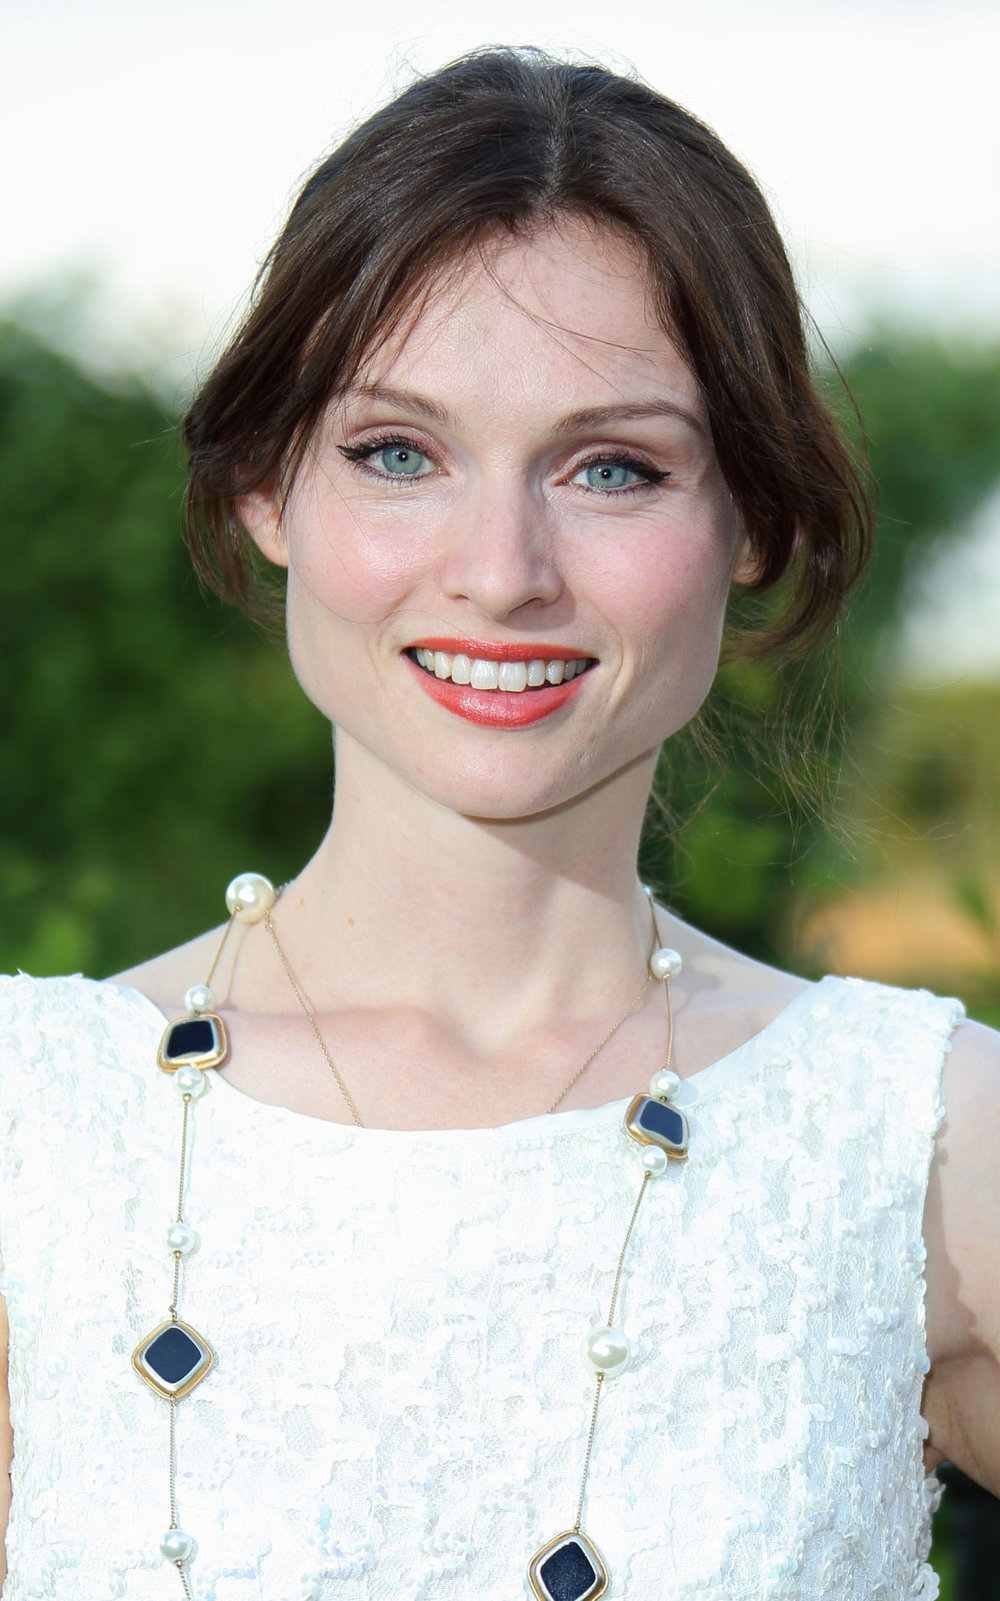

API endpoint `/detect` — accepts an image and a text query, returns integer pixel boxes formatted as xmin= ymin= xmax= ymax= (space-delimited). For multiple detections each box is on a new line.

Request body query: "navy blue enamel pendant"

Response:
xmin=157 ymin=1013 xmax=228 ymax=1074
xmin=528 ymin=1531 xmax=609 ymax=1601
xmin=624 ymin=1092 xmax=689 ymax=1160
xmin=133 ymin=1318 xmax=215 ymax=1400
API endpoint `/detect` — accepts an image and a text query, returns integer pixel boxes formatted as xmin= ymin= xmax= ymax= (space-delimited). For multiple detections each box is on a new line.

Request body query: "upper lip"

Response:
xmin=408 ymin=638 xmax=594 ymax=662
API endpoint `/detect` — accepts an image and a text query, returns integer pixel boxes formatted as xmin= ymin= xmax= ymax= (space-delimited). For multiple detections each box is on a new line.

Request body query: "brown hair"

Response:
xmin=183 ymin=47 xmax=872 ymax=653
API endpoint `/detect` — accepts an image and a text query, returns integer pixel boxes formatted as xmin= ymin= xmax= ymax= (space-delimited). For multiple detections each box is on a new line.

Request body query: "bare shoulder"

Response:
xmin=938 ymin=1012 xmax=1000 ymax=1160
xmin=926 ymin=1015 xmax=1000 ymax=1356
xmin=923 ymin=1014 xmax=1000 ymax=1491
xmin=658 ymin=910 xmax=811 ymax=1067
xmin=664 ymin=908 xmax=808 ymax=1003
xmin=0 ymin=1292 xmax=9 ymax=1583
xmin=112 ymin=923 xmax=241 ymax=1016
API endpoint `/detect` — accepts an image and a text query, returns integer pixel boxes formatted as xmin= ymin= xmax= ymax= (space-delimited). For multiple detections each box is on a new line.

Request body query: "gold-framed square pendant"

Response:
xmin=157 ymin=1014 xmax=229 ymax=1074
xmin=624 ymin=1093 xmax=689 ymax=1160
xmin=528 ymin=1530 xmax=609 ymax=1601
xmin=132 ymin=1318 xmax=214 ymax=1400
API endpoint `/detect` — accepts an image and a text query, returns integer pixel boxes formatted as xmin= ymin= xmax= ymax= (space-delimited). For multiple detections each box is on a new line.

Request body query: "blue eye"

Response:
xmin=337 ymin=437 xmax=434 ymax=479
xmin=377 ymin=444 xmax=427 ymax=476
xmin=572 ymin=457 xmax=666 ymax=493
xmin=582 ymin=462 xmax=638 ymax=490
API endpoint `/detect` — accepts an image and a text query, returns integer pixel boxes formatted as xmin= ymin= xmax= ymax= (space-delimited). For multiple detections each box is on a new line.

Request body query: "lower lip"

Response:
xmin=406 ymin=657 xmax=588 ymax=727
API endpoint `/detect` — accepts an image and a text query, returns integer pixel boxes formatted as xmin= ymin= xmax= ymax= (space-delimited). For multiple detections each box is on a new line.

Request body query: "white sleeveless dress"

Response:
xmin=0 ymin=971 xmax=963 ymax=1600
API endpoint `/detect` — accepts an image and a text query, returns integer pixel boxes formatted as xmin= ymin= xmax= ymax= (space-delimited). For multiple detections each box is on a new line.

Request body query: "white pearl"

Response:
xmin=641 ymin=1145 xmax=669 ymax=1176
xmin=166 ymin=1221 xmax=198 ymax=1255
xmin=649 ymin=946 xmax=683 ymax=980
xmin=225 ymin=872 xmax=276 ymax=924
xmin=184 ymin=984 xmax=214 ymax=1015
xmin=649 ymin=1068 xmax=682 ymax=1100
xmin=580 ymin=1324 xmax=631 ymax=1378
xmin=173 ymin=1064 xmax=208 ymax=1098
xmin=160 ymin=1527 xmax=195 ymax=1562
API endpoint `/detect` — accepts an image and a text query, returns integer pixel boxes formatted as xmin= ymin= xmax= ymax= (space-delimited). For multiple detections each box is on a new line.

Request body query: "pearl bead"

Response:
xmin=166 ymin=1221 xmax=198 ymax=1255
xmin=184 ymin=984 xmax=214 ymax=1015
xmin=649 ymin=946 xmax=683 ymax=981
xmin=160 ymin=1527 xmax=195 ymax=1562
xmin=580 ymin=1324 xmax=631 ymax=1378
xmin=225 ymin=872 xmax=276 ymax=924
xmin=649 ymin=1068 xmax=682 ymax=1100
xmin=641 ymin=1145 xmax=669 ymax=1177
xmin=173 ymin=1064 xmax=208 ymax=1098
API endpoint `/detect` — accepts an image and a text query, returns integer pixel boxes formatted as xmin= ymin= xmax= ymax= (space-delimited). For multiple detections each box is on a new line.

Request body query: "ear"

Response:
xmin=729 ymin=527 xmax=761 ymax=588
xmin=237 ymin=481 xmax=288 ymax=569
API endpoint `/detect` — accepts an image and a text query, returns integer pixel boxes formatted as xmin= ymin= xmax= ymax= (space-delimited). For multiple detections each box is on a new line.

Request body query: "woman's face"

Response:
xmin=242 ymin=218 xmax=748 ymax=822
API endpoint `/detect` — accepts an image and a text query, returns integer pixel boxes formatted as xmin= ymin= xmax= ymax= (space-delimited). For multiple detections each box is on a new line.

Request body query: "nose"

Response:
xmin=437 ymin=478 xmax=564 ymax=620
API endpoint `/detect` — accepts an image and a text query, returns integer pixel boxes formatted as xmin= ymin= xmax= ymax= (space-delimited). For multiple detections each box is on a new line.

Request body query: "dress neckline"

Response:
xmin=95 ymin=973 xmax=835 ymax=1144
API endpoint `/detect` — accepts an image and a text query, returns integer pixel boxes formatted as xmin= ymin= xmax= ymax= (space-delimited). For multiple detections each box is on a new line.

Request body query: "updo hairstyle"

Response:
xmin=183 ymin=48 xmax=872 ymax=656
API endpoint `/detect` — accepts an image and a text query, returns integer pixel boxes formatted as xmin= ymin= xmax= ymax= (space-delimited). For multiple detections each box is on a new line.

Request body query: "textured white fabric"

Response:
xmin=0 ymin=971 xmax=963 ymax=1600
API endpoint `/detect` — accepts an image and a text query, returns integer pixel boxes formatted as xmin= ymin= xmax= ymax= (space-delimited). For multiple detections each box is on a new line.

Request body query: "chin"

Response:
xmin=404 ymin=739 xmax=657 ymax=826
xmin=407 ymin=761 xmax=590 ymax=824
xmin=318 ymin=670 xmax=698 ymax=825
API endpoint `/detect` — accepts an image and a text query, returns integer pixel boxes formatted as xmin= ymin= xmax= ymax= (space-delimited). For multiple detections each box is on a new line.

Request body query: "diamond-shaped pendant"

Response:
xmin=624 ymin=1093 xmax=689 ymax=1160
xmin=157 ymin=1014 xmax=229 ymax=1074
xmin=528 ymin=1530 xmax=609 ymax=1601
xmin=132 ymin=1319 xmax=214 ymax=1400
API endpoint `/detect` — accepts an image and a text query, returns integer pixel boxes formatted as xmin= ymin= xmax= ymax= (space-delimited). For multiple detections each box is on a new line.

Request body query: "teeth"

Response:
xmin=470 ymin=658 xmax=500 ymax=690
xmin=499 ymin=661 xmax=528 ymax=692
xmin=412 ymin=649 xmax=591 ymax=691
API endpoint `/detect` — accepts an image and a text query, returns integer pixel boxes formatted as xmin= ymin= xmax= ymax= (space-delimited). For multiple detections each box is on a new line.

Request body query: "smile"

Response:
xmin=404 ymin=641 xmax=597 ymax=728
xmin=409 ymin=647 xmax=597 ymax=692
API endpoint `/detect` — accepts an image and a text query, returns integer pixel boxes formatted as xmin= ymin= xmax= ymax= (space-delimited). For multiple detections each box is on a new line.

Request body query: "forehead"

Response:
xmin=354 ymin=219 xmax=703 ymax=421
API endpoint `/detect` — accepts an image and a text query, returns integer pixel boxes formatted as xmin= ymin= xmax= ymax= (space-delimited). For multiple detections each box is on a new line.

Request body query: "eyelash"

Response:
xmin=336 ymin=436 xmax=670 ymax=493
xmin=337 ymin=435 xmax=423 ymax=466
xmin=572 ymin=452 xmax=669 ymax=493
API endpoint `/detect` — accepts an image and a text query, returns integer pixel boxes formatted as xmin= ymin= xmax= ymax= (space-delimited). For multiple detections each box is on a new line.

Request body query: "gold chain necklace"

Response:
xmin=132 ymin=872 xmax=690 ymax=1601
xmin=263 ymin=892 xmax=658 ymax=1126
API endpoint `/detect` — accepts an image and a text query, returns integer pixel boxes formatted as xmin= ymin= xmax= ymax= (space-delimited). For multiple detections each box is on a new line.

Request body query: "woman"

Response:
xmin=0 ymin=47 xmax=996 ymax=1601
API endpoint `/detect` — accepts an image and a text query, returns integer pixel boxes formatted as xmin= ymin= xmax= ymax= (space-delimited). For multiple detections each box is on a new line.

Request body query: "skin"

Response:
xmin=1 ymin=221 xmax=997 ymax=1575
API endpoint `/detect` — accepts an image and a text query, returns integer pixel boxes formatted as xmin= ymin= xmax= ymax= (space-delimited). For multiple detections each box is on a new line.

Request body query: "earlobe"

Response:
xmin=237 ymin=483 xmax=288 ymax=569
xmin=730 ymin=533 xmax=761 ymax=588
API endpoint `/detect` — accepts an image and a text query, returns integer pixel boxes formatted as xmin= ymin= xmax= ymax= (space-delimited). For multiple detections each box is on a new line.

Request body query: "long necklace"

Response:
xmin=132 ymin=872 xmax=690 ymax=1601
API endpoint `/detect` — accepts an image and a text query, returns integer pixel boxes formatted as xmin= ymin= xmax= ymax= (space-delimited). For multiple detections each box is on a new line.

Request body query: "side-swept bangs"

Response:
xmin=183 ymin=48 xmax=872 ymax=654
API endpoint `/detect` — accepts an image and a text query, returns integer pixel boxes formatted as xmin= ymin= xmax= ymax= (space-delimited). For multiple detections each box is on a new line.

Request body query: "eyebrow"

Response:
xmin=551 ymin=400 xmax=706 ymax=439
xmin=345 ymin=386 xmax=706 ymax=439
xmin=346 ymin=385 xmax=455 ymax=427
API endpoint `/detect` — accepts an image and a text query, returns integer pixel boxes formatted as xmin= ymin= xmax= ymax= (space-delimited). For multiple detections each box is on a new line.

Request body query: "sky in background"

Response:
xmin=3 ymin=0 xmax=998 ymax=382
xmin=2 ymin=0 xmax=999 ymax=676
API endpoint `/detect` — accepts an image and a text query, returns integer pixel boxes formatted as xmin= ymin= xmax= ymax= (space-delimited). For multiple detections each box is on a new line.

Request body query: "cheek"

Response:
xmin=284 ymin=491 xmax=432 ymax=629
xmin=279 ymin=494 xmax=436 ymax=720
xmin=593 ymin=524 xmax=735 ymax=663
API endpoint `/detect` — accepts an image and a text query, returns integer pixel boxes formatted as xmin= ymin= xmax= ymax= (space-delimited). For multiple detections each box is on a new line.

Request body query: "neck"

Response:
xmin=259 ymin=731 xmax=664 ymax=1047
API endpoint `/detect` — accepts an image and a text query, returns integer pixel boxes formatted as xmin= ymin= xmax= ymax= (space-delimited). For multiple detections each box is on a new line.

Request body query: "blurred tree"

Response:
xmin=1 ymin=308 xmax=996 ymax=1601
xmin=0 ymin=322 xmax=331 ymax=977
xmin=2 ymin=319 xmax=999 ymax=986
xmin=643 ymin=336 xmax=1000 ymax=974
xmin=844 ymin=338 xmax=1000 ymax=643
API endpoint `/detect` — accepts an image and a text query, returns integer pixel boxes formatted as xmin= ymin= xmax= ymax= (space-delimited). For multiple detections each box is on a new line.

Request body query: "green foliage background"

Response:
xmin=3 ymin=319 xmax=1000 ymax=1009
xmin=2 ymin=313 xmax=1000 ymax=1597
xmin=1 ymin=322 xmax=330 ymax=974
